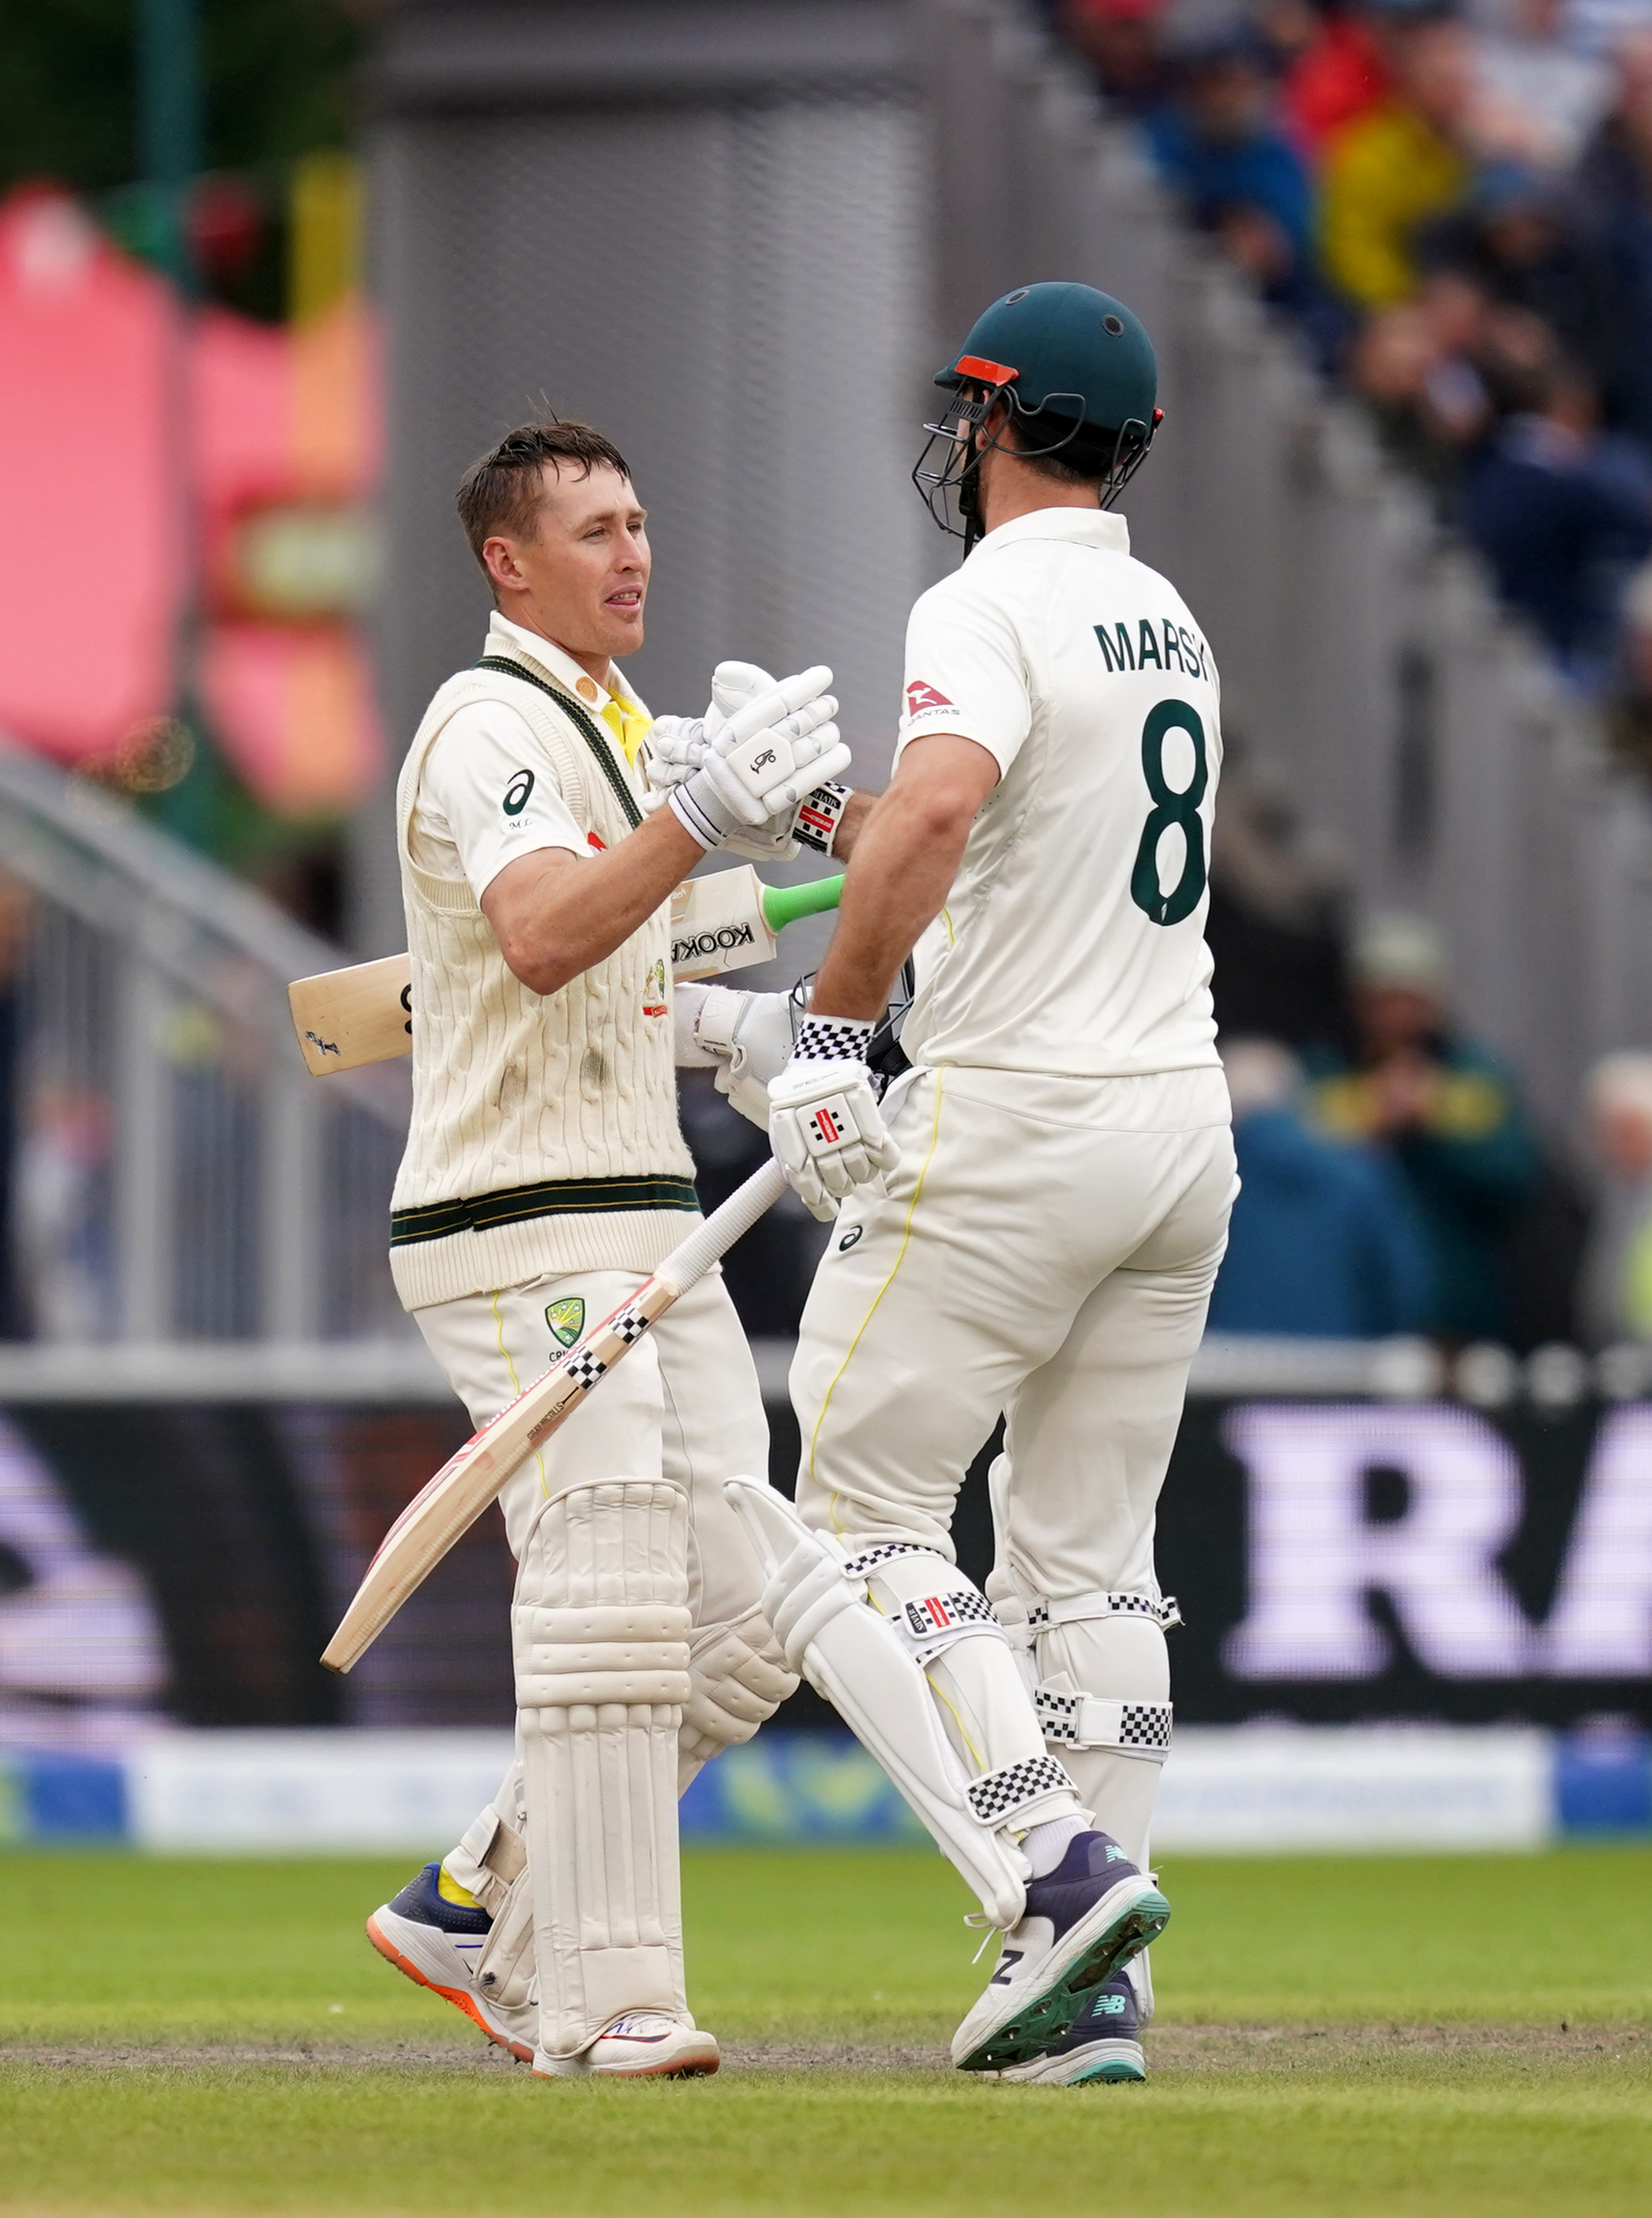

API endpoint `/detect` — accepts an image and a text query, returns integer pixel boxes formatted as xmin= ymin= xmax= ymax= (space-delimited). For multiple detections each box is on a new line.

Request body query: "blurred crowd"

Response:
xmin=1053 ymin=0 xmax=1652 ymax=723
xmin=1199 ymin=749 xmax=1652 ymax=1350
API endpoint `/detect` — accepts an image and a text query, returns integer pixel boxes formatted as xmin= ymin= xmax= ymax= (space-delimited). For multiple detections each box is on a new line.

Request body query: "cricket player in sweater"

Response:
xmin=363 ymin=419 xmax=861 ymax=2081
xmin=727 ymin=283 xmax=1237 ymax=2085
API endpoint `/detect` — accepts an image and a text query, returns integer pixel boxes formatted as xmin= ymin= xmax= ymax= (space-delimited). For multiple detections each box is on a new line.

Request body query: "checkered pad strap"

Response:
xmin=964 ymin=1753 xmax=1076 ymax=1830
xmin=1019 ymin=1591 xmax=1183 ymax=1635
xmin=893 ymin=1583 xmax=1002 ymax=1666
xmin=841 ymin=1544 xmax=931 ymax=1582
xmin=794 ymin=1014 xmax=873 ymax=1063
xmin=1034 ymin=1689 xmax=1173 ymax=1759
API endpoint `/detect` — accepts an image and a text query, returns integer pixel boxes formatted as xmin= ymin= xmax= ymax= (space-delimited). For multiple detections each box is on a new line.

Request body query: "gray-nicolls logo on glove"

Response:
xmin=768 ymin=1013 xmax=901 ymax=1222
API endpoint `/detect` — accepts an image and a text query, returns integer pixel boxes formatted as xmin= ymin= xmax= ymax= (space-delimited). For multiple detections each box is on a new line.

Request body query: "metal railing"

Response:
xmin=0 ymin=738 xmax=437 ymax=1387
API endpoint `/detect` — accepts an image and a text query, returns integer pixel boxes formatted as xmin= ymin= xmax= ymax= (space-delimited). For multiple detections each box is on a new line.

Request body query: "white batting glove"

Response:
xmin=646 ymin=662 xmax=851 ymax=860
xmin=687 ymin=985 xmax=798 ymax=1127
xmin=767 ymin=1013 xmax=900 ymax=1222
xmin=644 ymin=714 xmax=711 ymax=793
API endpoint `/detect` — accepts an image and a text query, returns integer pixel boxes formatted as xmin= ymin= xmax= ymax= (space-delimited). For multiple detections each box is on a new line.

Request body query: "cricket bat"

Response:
xmin=320 ymin=1157 xmax=788 ymax=1673
xmin=287 ymin=868 xmax=843 ymax=1077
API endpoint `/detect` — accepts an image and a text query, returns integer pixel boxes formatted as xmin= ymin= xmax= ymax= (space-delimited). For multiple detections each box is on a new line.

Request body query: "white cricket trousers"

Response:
xmin=790 ymin=1063 xmax=1235 ymax=1867
xmin=412 ymin=1263 xmax=779 ymax=1898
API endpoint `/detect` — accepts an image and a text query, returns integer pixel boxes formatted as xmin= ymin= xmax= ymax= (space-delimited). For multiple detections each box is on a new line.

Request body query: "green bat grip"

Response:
xmin=758 ymin=873 xmax=845 ymax=934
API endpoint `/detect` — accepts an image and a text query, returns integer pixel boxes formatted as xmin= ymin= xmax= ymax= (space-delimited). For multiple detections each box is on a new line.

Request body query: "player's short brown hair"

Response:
xmin=455 ymin=419 xmax=633 ymax=572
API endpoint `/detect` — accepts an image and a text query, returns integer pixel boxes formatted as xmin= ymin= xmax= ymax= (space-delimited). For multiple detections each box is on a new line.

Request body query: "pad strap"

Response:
xmin=1034 ymin=1689 xmax=1173 ymax=1759
xmin=997 ymin=1589 xmax=1183 ymax=1648
xmin=964 ymin=1753 xmax=1079 ymax=1829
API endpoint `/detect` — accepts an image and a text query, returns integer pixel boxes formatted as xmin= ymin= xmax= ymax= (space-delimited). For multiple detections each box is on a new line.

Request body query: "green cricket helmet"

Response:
xmin=914 ymin=280 xmax=1162 ymax=550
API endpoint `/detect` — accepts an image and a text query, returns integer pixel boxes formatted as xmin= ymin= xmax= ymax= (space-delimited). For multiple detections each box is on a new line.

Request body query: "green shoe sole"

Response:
xmin=958 ymin=1887 xmax=1170 ymax=2073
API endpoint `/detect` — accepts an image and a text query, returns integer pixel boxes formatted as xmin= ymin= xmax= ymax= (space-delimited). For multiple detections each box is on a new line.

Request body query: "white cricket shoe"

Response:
xmin=981 ymin=1971 xmax=1147 ymax=2085
xmin=952 ymin=1829 xmax=1170 ymax=2074
xmin=366 ymin=1861 xmax=536 ymax=2062
xmin=534 ymin=2012 xmax=721 ymax=2080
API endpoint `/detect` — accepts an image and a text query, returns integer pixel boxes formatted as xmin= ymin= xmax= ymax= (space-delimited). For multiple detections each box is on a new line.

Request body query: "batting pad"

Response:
xmin=727 ymin=1480 xmax=1079 ymax=1930
xmin=514 ymin=1477 xmax=693 ymax=2060
xmin=678 ymin=1604 xmax=798 ymax=1792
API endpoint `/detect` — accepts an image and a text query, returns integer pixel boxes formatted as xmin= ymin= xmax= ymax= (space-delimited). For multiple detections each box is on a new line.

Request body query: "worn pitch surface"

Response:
xmin=2 ymin=1846 xmax=1650 ymax=2215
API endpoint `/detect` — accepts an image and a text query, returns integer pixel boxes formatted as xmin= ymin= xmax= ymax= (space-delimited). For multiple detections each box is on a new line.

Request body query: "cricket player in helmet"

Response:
xmin=730 ymin=281 xmax=1235 ymax=2085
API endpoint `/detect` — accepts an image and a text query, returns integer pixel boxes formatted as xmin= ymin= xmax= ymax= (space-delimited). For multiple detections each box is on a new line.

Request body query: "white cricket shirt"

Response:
xmin=410 ymin=614 xmax=648 ymax=899
xmin=895 ymin=506 xmax=1221 ymax=1079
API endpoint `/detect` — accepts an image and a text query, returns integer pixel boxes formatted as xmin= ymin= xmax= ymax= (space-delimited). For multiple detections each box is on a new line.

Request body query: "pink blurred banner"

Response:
xmin=0 ymin=184 xmax=384 ymax=818
xmin=0 ymin=189 xmax=182 ymax=764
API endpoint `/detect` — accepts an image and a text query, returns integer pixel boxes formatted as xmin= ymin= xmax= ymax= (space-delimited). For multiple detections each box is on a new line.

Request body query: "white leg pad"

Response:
xmin=726 ymin=1481 xmax=1083 ymax=1930
xmin=445 ymin=1770 xmax=526 ymax=1915
xmin=678 ymin=1604 xmax=798 ymax=1792
xmin=514 ymin=1477 xmax=693 ymax=2062
xmin=993 ymin=1568 xmax=1175 ymax=1875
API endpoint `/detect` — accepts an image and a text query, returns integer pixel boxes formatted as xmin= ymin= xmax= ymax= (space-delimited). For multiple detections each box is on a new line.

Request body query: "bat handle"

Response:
xmin=655 ymin=1159 xmax=790 ymax=1296
xmin=760 ymin=873 xmax=845 ymax=933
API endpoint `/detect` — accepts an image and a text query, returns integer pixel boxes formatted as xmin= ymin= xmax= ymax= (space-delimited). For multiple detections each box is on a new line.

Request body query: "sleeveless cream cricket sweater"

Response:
xmin=388 ymin=632 xmax=698 ymax=1311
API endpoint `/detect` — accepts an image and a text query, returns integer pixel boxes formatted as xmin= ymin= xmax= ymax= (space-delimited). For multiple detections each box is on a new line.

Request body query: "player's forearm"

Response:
xmin=809 ymin=780 xmax=972 ymax=1020
xmin=483 ymin=809 xmax=703 ymax=996
xmin=824 ymin=788 xmax=878 ymax=864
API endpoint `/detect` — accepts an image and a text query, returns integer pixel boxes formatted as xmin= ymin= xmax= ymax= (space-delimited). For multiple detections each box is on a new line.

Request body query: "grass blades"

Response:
xmin=1 ymin=1845 xmax=1649 ymax=2216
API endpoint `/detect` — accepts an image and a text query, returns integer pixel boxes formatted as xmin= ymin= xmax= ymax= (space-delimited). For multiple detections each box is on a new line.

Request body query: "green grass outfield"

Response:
xmin=1 ymin=1845 xmax=1649 ymax=2216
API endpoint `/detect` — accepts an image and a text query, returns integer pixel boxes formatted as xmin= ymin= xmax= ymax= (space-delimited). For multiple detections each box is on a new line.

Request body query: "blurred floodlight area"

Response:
xmin=0 ymin=0 xmax=1647 ymax=1817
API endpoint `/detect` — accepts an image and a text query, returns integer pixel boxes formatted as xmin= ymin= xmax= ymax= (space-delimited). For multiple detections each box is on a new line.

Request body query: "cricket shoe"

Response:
xmin=366 ymin=1861 xmax=536 ymax=2062
xmin=980 ymin=1972 xmax=1147 ymax=2085
xmin=952 ymin=1830 xmax=1170 ymax=2074
xmin=533 ymin=2013 xmax=721 ymax=2081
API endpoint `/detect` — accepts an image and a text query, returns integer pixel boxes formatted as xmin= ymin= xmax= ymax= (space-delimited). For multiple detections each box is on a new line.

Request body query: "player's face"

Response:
xmin=488 ymin=462 xmax=651 ymax=662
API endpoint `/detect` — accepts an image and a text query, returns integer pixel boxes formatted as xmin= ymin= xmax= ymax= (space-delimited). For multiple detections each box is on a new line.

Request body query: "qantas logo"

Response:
xmin=905 ymin=680 xmax=955 ymax=716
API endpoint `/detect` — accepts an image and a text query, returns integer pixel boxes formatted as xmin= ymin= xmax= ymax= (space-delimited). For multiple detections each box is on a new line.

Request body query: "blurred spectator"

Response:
xmin=1147 ymin=28 xmax=1330 ymax=328
xmin=1577 ymin=1049 xmax=1652 ymax=1341
xmin=1604 ymin=557 xmax=1652 ymax=767
xmin=1320 ymin=16 xmax=1479 ymax=306
xmin=1206 ymin=751 xmax=1357 ymax=1053
xmin=1208 ymin=1038 xmax=1433 ymax=1334
xmin=1305 ymin=914 xmax=1542 ymax=1338
xmin=1460 ymin=347 xmax=1652 ymax=679
xmin=1275 ymin=1 xmax=1393 ymax=157
xmin=1469 ymin=0 xmax=1613 ymax=167
xmin=1577 ymin=32 xmax=1652 ymax=448
xmin=1418 ymin=162 xmax=1620 ymax=392
xmin=1058 ymin=0 xmax=1174 ymax=115
xmin=1346 ymin=273 xmax=1498 ymax=490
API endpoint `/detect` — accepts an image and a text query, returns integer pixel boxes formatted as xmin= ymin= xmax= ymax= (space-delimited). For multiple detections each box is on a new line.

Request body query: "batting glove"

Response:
xmin=767 ymin=1013 xmax=900 ymax=1221
xmin=646 ymin=662 xmax=851 ymax=860
xmin=681 ymin=984 xmax=798 ymax=1128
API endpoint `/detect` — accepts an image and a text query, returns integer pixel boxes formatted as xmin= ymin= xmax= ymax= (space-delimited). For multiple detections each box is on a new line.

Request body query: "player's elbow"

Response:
xmin=906 ymin=785 xmax=979 ymax=853
xmin=494 ymin=922 xmax=577 ymax=998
